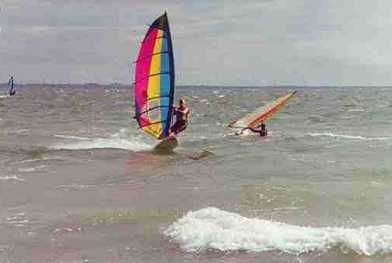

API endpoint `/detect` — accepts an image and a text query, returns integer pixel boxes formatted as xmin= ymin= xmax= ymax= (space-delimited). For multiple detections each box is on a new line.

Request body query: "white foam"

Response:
xmin=52 ymin=133 xmax=151 ymax=151
xmin=18 ymin=165 xmax=46 ymax=173
xmin=0 ymin=176 xmax=24 ymax=182
xmin=234 ymin=129 xmax=251 ymax=136
xmin=54 ymin=134 xmax=92 ymax=140
xmin=233 ymin=129 xmax=273 ymax=137
xmin=308 ymin=132 xmax=390 ymax=141
xmin=5 ymin=212 xmax=29 ymax=227
xmin=348 ymin=109 xmax=365 ymax=112
xmin=58 ymin=184 xmax=93 ymax=191
xmin=52 ymin=137 xmax=151 ymax=151
xmin=15 ymin=129 xmax=30 ymax=134
xmin=164 ymin=207 xmax=392 ymax=256
xmin=18 ymin=157 xmax=62 ymax=164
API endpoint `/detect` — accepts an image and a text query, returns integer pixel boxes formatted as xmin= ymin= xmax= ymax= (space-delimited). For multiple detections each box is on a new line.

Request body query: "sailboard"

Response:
xmin=133 ymin=12 xmax=177 ymax=152
xmin=229 ymin=91 xmax=297 ymax=129
xmin=153 ymin=136 xmax=178 ymax=153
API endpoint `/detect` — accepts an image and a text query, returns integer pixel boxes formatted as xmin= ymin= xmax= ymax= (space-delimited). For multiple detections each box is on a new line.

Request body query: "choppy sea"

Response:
xmin=1 ymin=84 xmax=392 ymax=262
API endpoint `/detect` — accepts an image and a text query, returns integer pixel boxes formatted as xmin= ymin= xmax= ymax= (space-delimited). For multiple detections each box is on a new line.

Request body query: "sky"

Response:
xmin=1 ymin=0 xmax=392 ymax=86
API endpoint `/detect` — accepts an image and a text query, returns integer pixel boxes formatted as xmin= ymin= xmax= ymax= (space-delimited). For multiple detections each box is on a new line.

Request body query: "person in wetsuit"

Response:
xmin=240 ymin=122 xmax=267 ymax=137
xmin=8 ymin=76 xmax=16 ymax=96
xmin=251 ymin=122 xmax=267 ymax=137
xmin=170 ymin=98 xmax=191 ymax=136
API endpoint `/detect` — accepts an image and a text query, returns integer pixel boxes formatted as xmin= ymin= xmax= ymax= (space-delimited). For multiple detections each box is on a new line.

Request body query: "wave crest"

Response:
xmin=308 ymin=132 xmax=390 ymax=141
xmin=165 ymin=207 xmax=392 ymax=256
xmin=52 ymin=133 xmax=151 ymax=151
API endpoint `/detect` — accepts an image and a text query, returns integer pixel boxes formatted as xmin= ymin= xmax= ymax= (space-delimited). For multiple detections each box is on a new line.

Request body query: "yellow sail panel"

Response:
xmin=148 ymin=30 xmax=164 ymax=97
xmin=144 ymin=122 xmax=163 ymax=137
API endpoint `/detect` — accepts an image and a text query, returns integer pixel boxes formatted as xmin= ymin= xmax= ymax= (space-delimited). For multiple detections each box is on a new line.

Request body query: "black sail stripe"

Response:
xmin=133 ymin=71 xmax=173 ymax=85
xmin=134 ymin=51 xmax=170 ymax=64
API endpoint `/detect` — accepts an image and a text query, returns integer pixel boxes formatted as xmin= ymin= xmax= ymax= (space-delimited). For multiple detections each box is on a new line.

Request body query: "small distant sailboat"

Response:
xmin=133 ymin=12 xmax=177 ymax=152
xmin=229 ymin=91 xmax=297 ymax=131
xmin=8 ymin=76 xmax=16 ymax=96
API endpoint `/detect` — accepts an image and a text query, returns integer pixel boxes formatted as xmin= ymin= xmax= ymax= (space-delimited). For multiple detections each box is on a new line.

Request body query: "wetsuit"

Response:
xmin=247 ymin=124 xmax=267 ymax=137
xmin=8 ymin=77 xmax=15 ymax=96
xmin=171 ymin=106 xmax=190 ymax=135
xmin=249 ymin=127 xmax=267 ymax=137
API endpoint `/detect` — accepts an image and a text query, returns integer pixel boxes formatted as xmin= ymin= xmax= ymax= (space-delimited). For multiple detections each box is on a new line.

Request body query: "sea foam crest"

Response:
xmin=308 ymin=132 xmax=390 ymax=141
xmin=164 ymin=207 xmax=392 ymax=256
xmin=0 ymin=176 xmax=24 ymax=182
xmin=52 ymin=133 xmax=151 ymax=151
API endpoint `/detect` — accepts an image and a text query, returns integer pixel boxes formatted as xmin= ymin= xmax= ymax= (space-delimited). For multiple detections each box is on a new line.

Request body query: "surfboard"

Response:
xmin=153 ymin=136 xmax=178 ymax=153
xmin=229 ymin=91 xmax=297 ymax=129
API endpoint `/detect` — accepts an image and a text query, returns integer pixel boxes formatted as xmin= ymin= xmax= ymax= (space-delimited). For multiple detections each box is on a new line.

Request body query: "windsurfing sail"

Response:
xmin=8 ymin=76 xmax=16 ymax=96
xmin=229 ymin=91 xmax=297 ymax=129
xmin=134 ymin=12 xmax=175 ymax=139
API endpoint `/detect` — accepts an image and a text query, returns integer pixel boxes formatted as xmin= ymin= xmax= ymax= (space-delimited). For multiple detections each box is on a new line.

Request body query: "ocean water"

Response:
xmin=0 ymin=85 xmax=392 ymax=262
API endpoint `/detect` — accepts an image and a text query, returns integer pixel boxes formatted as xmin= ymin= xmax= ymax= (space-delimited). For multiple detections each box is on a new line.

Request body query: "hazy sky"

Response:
xmin=1 ymin=0 xmax=392 ymax=85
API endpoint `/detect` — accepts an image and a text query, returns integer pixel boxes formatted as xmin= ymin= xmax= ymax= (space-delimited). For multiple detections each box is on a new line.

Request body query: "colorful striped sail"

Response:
xmin=134 ymin=12 xmax=175 ymax=139
xmin=229 ymin=91 xmax=297 ymax=129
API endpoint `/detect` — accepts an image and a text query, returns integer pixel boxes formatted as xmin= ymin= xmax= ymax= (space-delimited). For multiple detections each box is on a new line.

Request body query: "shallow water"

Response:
xmin=0 ymin=85 xmax=392 ymax=262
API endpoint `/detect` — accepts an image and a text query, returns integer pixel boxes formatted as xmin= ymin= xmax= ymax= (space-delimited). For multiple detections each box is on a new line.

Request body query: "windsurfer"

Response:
xmin=8 ymin=76 xmax=16 ymax=96
xmin=240 ymin=123 xmax=267 ymax=137
xmin=170 ymin=98 xmax=191 ymax=136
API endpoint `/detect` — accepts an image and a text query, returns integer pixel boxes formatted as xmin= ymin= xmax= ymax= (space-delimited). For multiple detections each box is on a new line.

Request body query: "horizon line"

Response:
xmin=1 ymin=82 xmax=392 ymax=88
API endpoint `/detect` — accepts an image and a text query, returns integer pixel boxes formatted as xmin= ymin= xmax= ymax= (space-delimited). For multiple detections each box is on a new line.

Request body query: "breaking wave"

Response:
xmin=307 ymin=132 xmax=391 ymax=141
xmin=18 ymin=165 xmax=46 ymax=173
xmin=52 ymin=133 xmax=151 ymax=151
xmin=165 ymin=207 xmax=392 ymax=256
xmin=0 ymin=176 xmax=24 ymax=182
